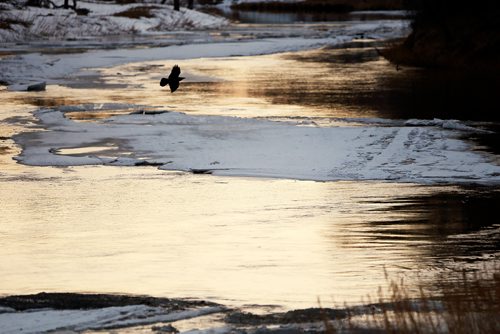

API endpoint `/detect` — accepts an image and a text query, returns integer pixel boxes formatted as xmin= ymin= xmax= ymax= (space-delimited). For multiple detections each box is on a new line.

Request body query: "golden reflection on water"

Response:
xmin=0 ymin=164 xmax=443 ymax=308
xmin=3 ymin=48 xmax=390 ymax=120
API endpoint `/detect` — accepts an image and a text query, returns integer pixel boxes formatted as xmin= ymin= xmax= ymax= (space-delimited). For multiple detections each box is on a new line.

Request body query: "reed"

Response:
xmin=332 ymin=264 xmax=500 ymax=333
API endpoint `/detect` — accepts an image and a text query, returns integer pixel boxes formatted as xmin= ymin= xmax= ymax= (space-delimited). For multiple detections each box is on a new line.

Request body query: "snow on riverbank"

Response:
xmin=0 ymin=0 xmax=227 ymax=43
xmin=14 ymin=105 xmax=500 ymax=184
xmin=0 ymin=304 xmax=222 ymax=333
xmin=0 ymin=19 xmax=407 ymax=89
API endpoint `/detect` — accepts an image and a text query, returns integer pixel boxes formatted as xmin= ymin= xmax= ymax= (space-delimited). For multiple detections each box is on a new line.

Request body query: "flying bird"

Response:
xmin=160 ymin=65 xmax=184 ymax=93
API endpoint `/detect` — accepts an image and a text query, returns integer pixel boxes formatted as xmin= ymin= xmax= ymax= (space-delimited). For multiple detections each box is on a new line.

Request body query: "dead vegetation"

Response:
xmin=326 ymin=264 xmax=500 ymax=333
xmin=0 ymin=17 xmax=31 ymax=30
xmin=223 ymin=264 xmax=500 ymax=333
xmin=371 ymin=270 xmax=498 ymax=333
xmin=113 ymin=6 xmax=159 ymax=19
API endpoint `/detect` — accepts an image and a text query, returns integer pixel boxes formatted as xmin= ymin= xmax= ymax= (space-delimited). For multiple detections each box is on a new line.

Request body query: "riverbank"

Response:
xmin=1 ymin=261 xmax=498 ymax=333
xmin=382 ymin=1 xmax=500 ymax=71
xmin=0 ymin=0 xmax=227 ymax=43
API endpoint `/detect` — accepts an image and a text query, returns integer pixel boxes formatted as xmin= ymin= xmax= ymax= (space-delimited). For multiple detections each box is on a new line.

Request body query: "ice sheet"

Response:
xmin=14 ymin=106 xmax=500 ymax=184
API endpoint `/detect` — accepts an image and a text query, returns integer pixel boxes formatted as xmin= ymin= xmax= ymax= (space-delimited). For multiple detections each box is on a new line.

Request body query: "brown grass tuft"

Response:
xmin=366 ymin=265 xmax=500 ymax=333
xmin=113 ymin=6 xmax=159 ymax=19
xmin=320 ymin=264 xmax=500 ymax=333
xmin=0 ymin=17 xmax=31 ymax=30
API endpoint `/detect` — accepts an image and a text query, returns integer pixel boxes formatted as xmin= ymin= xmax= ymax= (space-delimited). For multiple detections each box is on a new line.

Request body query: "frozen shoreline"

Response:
xmin=0 ymin=292 xmax=442 ymax=334
xmin=0 ymin=292 xmax=225 ymax=333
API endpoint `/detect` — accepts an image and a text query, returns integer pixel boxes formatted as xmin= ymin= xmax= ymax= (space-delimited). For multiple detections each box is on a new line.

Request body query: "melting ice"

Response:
xmin=14 ymin=105 xmax=500 ymax=184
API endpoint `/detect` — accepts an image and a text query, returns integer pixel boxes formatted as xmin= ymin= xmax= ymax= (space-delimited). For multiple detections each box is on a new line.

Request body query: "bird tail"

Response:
xmin=160 ymin=78 xmax=169 ymax=87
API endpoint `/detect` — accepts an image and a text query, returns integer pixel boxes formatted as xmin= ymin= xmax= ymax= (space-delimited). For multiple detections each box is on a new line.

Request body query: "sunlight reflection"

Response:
xmin=0 ymin=164 xmax=445 ymax=308
xmin=1 ymin=47 xmax=498 ymax=310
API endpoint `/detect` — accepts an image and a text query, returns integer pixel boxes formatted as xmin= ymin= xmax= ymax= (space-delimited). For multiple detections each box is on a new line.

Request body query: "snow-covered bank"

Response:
xmin=0 ymin=0 xmax=227 ymax=43
xmin=0 ymin=19 xmax=407 ymax=89
xmin=0 ymin=291 xmax=446 ymax=334
xmin=13 ymin=105 xmax=500 ymax=184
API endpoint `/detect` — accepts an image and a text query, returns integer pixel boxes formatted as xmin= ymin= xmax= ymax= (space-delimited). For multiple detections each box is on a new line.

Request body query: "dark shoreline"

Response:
xmin=2 ymin=289 xmax=496 ymax=332
xmin=0 ymin=292 xmax=219 ymax=311
xmin=382 ymin=1 xmax=500 ymax=71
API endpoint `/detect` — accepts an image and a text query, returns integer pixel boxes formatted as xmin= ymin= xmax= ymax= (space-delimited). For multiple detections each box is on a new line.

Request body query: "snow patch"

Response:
xmin=0 ymin=305 xmax=223 ymax=334
xmin=0 ymin=1 xmax=228 ymax=43
xmin=13 ymin=106 xmax=500 ymax=184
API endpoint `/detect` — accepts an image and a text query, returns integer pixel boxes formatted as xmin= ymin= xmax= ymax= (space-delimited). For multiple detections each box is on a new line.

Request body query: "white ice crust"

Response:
xmin=0 ymin=305 xmax=222 ymax=334
xmin=14 ymin=106 xmax=500 ymax=184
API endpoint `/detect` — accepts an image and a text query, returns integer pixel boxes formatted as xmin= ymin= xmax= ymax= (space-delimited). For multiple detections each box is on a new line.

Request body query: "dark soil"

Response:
xmin=0 ymin=292 xmax=220 ymax=311
xmin=226 ymin=308 xmax=349 ymax=325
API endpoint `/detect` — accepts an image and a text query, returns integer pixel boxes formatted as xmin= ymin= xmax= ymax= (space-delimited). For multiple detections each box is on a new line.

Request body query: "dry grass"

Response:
xmin=113 ymin=6 xmax=159 ymax=19
xmin=326 ymin=264 xmax=500 ymax=333
xmin=0 ymin=17 xmax=31 ymax=30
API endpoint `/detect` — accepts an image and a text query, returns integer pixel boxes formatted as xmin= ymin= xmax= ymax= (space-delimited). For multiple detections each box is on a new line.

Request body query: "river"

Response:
xmin=0 ymin=12 xmax=499 ymax=322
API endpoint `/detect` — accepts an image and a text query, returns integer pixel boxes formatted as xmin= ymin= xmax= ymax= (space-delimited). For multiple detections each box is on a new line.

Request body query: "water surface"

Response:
xmin=1 ymin=44 xmax=499 ymax=310
xmin=2 ymin=164 xmax=498 ymax=308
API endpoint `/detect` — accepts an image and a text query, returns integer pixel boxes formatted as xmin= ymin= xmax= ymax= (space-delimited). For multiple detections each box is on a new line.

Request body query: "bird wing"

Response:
xmin=169 ymin=65 xmax=181 ymax=79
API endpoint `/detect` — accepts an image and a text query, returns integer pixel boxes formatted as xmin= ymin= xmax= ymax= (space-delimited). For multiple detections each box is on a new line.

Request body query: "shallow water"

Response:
xmin=1 ymin=44 xmax=499 ymax=310
xmin=6 ymin=46 xmax=498 ymax=122
xmin=1 ymin=164 xmax=498 ymax=309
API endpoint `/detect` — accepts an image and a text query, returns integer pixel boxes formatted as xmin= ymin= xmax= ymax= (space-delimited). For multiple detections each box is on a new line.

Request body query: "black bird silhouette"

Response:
xmin=160 ymin=65 xmax=184 ymax=93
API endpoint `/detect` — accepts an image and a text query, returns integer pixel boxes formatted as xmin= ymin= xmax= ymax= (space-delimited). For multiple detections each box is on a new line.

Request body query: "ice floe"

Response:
xmin=13 ymin=105 xmax=500 ymax=184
